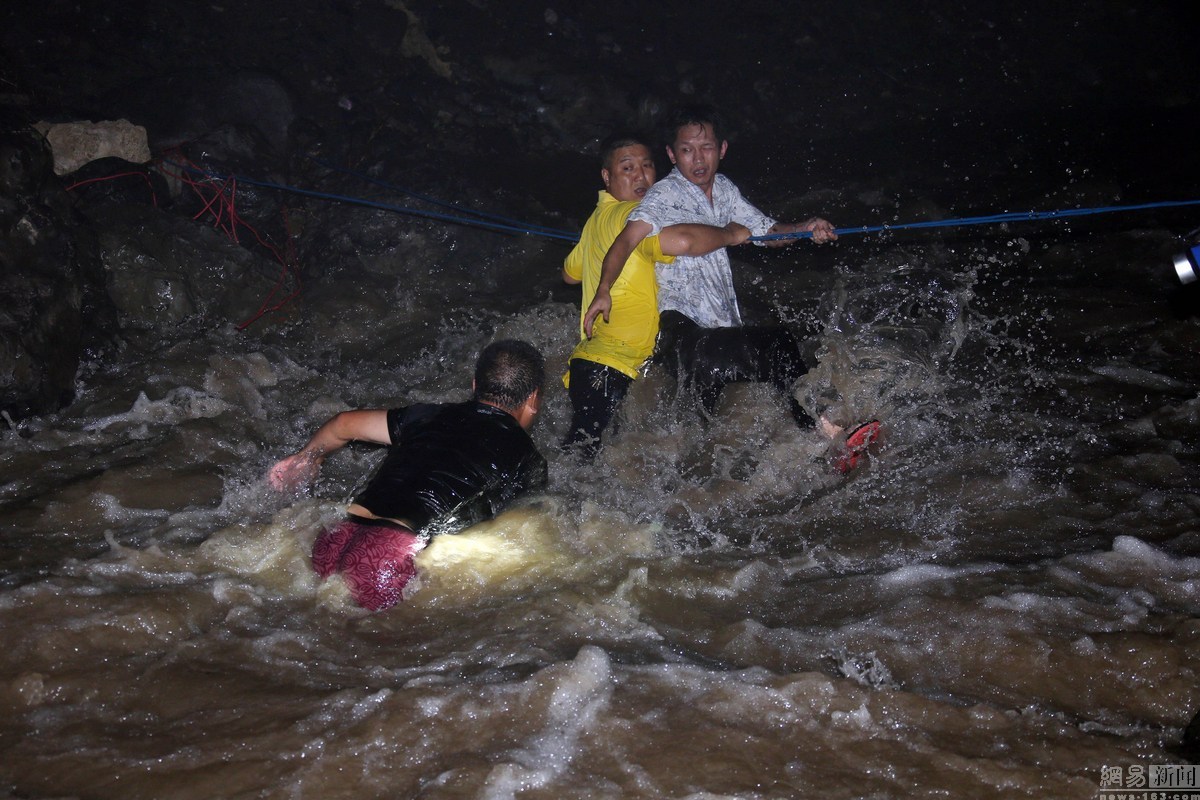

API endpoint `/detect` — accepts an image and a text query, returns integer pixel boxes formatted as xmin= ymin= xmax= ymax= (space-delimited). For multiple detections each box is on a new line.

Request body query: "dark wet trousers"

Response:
xmin=656 ymin=310 xmax=814 ymax=429
xmin=563 ymin=358 xmax=633 ymax=459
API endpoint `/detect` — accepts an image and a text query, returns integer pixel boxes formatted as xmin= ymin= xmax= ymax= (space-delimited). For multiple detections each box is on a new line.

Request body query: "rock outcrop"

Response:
xmin=0 ymin=120 xmax=111 ymax=419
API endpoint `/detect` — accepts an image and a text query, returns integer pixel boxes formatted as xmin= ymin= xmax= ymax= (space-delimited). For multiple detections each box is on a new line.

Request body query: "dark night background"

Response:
xmin=2 ymin=0 xmax=1199 ymax=414
xmin=7 ymin=1 xmax=1199 ymax=207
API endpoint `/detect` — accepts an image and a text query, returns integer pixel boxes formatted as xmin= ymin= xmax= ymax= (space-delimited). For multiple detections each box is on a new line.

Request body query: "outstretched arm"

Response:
xmin=658 ymin=221 xmax=750 ymax=256
xmin=582 ymin=220 xmax=749 ymax=337
xmin=763 ymin=217 xmax=837 ymax=247
xmin=267 ymin=409 xmax=390 ymax=492
xmin=583 ymin=219 xmax=653 ymax=338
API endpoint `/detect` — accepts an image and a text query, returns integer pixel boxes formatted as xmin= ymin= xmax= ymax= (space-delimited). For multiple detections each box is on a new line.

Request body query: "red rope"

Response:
xmin=64 ymin=171 xmax=158 ymax=207
xmin=72 ymin=150 xmax=303 ymax=329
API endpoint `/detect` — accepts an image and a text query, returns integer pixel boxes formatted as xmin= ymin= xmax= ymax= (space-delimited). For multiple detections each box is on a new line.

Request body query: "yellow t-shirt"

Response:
xmin=563 ymin=191 xmax=674 ymax=385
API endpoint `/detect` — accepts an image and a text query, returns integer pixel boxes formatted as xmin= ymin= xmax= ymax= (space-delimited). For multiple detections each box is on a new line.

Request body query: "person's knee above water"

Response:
xmin=561 ymin=131 xmax=750 ymax=457
xmin=267 ymin=339 xmax=548 ymax=611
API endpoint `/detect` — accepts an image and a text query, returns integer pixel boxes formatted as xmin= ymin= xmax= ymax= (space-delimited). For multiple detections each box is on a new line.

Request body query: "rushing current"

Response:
xmin=2 ymin=162 xmax=1199 ymax=799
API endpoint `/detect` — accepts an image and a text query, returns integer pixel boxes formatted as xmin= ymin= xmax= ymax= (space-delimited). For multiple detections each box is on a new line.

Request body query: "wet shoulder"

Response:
xmin=453 ymin=401 xmax=530 ymax=437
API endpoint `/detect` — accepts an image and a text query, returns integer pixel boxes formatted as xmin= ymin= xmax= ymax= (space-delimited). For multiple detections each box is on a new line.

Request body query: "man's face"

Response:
xmin=667 ymin=122 xmax=727 ymax=194
xmin=602 ymin=144 xmax=656 ymax=202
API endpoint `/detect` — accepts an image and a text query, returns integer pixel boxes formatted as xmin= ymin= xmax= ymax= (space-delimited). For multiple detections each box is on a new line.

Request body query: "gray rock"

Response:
xmin=91 ymin=204 xmax=291 ymax=332
xmin=0 ymin=121 xmax=112 ymax=419
xmin=32 ymin=119 xmax=151 ymax=176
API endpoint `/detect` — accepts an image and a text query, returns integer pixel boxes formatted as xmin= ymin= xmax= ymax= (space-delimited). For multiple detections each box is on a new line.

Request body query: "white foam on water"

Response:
xmin=193 ymin=499 xmax=335 ymax=595
xmin=480 ymin=646 xmax=613 ymax=798
xmin=1064 ymin=536 xmax=1200 ymax=614
xmin=1090 ymin=362 xmax=1191 ymax=391
xmin=410 ymin=499 xmax=658 ymax=609
xmin=83 ymin=387 xmax=234 ymax=432
xmin=879 ymin=561 xmax=997 ymax=587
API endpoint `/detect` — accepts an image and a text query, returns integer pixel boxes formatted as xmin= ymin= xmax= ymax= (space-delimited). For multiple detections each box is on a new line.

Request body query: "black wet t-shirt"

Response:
xmin=351 ymin=401 xmax=547 ymax=537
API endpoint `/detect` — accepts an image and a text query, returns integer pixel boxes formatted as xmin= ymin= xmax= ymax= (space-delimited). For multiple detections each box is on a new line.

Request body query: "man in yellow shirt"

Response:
xmin=562 ymin=133 xmax=749 ymax=457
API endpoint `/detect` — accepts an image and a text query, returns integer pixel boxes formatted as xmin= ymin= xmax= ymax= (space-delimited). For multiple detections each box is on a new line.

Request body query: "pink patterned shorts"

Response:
xmin=311 ymin=517 xmax=426 ymax=611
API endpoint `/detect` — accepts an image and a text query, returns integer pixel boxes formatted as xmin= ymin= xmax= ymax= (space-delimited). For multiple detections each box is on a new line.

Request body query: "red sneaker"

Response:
xmin=834 ymin=420 xmax=882 ymax=474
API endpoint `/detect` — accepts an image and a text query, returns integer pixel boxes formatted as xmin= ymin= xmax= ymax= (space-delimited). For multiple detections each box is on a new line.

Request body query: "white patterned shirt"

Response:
xmin=629 ymin=168 xmax=776 ymax=328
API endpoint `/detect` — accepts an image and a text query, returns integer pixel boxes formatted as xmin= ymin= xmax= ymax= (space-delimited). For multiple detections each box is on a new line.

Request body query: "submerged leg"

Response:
xmin=562 ymin=358 xmax=633 ymax=458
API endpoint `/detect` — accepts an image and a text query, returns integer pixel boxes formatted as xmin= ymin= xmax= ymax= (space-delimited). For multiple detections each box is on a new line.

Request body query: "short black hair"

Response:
xmin=664 ymin=103 xmax=725 ymax=146
xmin=598 ymin=130 xmax=651 ymax=170
xmin=473 ymin=339 xmax=545 ymax=409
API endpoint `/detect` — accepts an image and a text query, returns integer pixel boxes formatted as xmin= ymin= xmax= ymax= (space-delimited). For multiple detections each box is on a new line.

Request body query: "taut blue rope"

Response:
xmin=307 ymin=155 xmax=579 ymax=240
xmin=162 ymin=159 xmax=1199 ymax=245
xmin=748 ymin=199 xmax=1200 ymax=242
xmin=161 ymin=159 xmax=581 ymax=242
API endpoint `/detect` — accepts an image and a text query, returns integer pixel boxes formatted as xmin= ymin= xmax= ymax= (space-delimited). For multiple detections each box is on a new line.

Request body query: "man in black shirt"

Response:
xmin=268 ymin=340 xmax=547 ymax=610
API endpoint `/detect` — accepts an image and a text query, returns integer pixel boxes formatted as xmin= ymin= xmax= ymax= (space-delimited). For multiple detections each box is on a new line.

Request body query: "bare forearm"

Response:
xmin=301 ymin=410 xmax=389 ymax=459
xmin=597 ymin=220 xmax=653 ymax=290
xmin=765 ymin=217 xmax=837 ymax=246
xmin=296 ymin=418 xmax=350 ymax=462
xmin=598 ymin=238 xmax=636 ymax=292
xmin=585 ymin=220 xmax=653 ymax=337
xmin=659 ymin=222 xmax=749 ymax=256
xmin=269 ymin=409 xmax=389 ymax=492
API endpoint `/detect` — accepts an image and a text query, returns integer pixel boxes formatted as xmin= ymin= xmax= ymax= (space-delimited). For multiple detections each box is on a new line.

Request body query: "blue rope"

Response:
xmin=307 ymin=155 xmax=579 ymax=240
xmin=748 ymin=199 xmax=1200 ymax=242
xmin=161 ymin=159 xmax=581 ymax=243
xmin=163 ymin=158 xmax=1199 ymax=246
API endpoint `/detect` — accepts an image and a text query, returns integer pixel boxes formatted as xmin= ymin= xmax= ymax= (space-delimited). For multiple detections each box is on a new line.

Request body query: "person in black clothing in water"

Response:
xmin=267 ymin=339 xmax=547 ymax=611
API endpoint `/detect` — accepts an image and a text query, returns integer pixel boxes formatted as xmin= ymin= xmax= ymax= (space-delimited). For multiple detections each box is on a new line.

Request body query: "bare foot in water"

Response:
xmin=818 ymin=415 xmax=843 ymax=440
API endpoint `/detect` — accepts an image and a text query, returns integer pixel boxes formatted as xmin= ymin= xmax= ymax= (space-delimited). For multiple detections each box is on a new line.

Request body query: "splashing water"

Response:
xmin=1 ymin=222 xmax=1197 ymax=798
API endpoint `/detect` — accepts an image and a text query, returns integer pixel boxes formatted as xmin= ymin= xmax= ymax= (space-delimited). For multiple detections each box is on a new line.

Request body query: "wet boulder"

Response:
xmin=64 ymin=157 xmax=170 ymax=211
xmin=90 ymin=203 xmax=294 ymax=333
xmin=142 ymin=72 xmax=296 ymax=164
xmin=0 ymin=120 xmax=112 ymax=419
